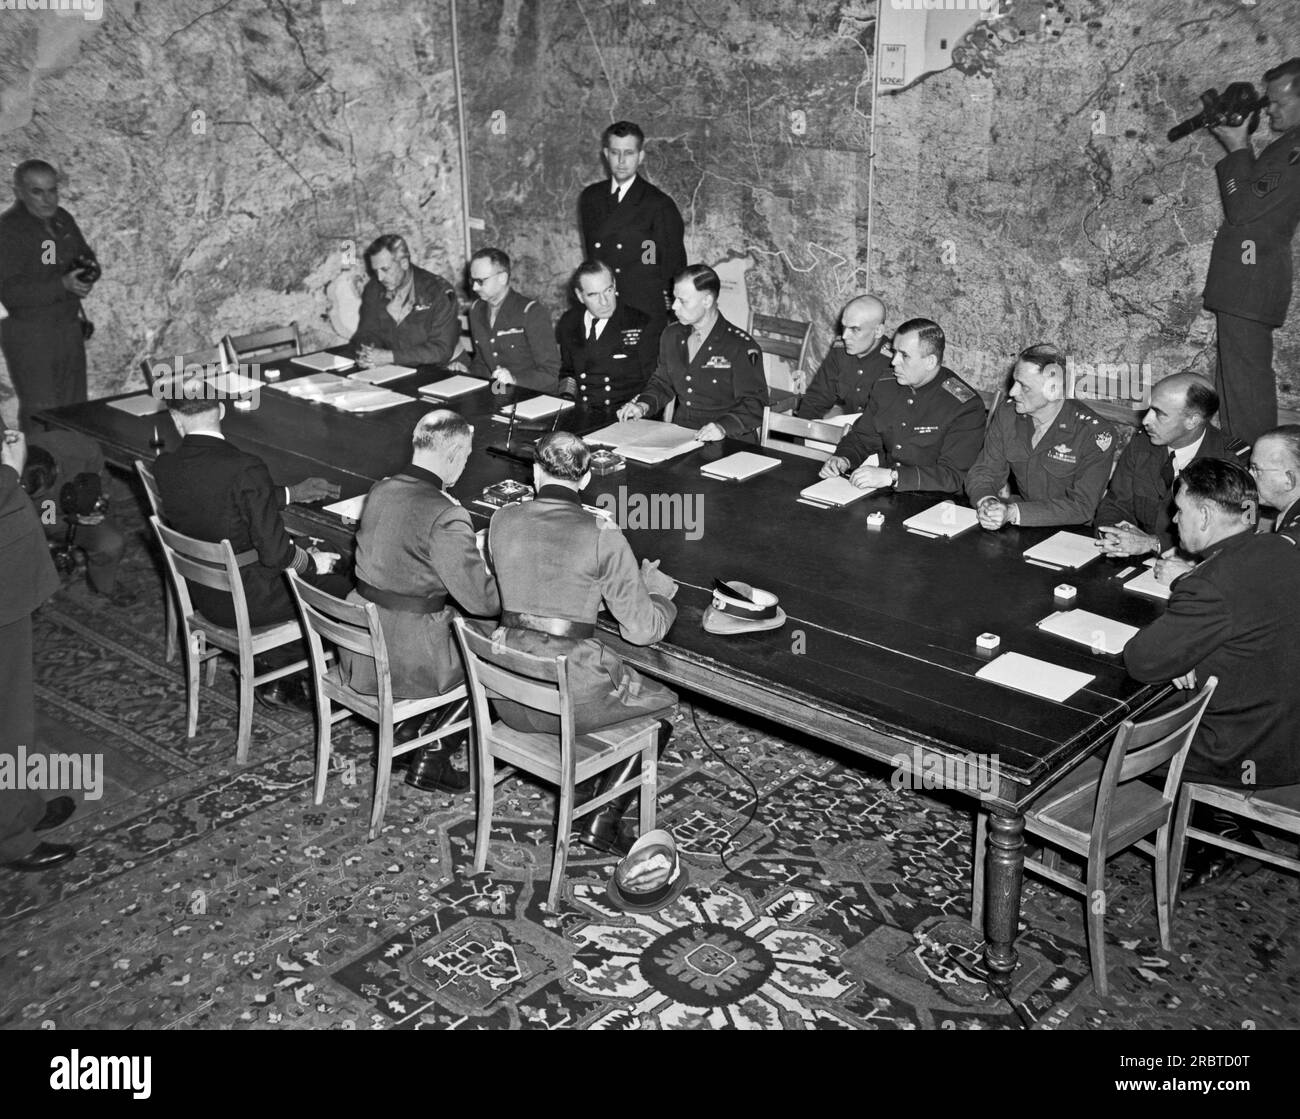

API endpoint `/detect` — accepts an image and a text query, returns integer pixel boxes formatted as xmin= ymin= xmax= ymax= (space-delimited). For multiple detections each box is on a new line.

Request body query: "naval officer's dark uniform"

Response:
xmin=630 ymin=314 xmax=769 ymax=443
xmin=555 ymin=300 xmax=656 ymax=407
xmin=795 ymin=338 xmax=894 ymax=419
xmin=836 ymin=368 xmax=985 ymax=494
xmin=1203 ymin=125 xmax=1300 ymax=445
xmin=966 ymin=399 xmax=1117 ymax=527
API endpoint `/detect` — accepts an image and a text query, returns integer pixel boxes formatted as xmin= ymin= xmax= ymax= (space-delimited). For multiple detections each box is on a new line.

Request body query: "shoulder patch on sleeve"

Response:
xmin=1095 ymin=429 xmax=1114 ymax=453
xmin=748 ymin=346 xmax=762 ymax=367
xmin=523 ymin=300 xmax=537 ymax=312
xmin=941 ymin=377 xmax=974 ymax=403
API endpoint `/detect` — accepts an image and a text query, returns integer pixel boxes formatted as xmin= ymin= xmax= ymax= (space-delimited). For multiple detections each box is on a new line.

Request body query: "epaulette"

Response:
xmin=830 ymin=338 xmax=846 ymax=350
xmin=941 ymin=377 xmax=974 ymax=403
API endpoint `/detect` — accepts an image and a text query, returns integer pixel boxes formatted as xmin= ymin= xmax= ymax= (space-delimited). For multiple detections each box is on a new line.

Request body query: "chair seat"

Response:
xmin=1027 ymin=756 xmax=1170 ymax=856
xmin=187 ymin=611 xmax=302 ymax=653
xmin=1188 ymin=781 xmax=1300 ymax=815
xmin=485 ymin=715 xmax=660 ymax=784
xmin=320 ymin=663 xmax=464 ymax=725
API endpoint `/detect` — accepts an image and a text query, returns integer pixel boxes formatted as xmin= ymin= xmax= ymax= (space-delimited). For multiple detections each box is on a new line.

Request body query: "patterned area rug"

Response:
xmin=3 ymin=491 xmax=1296 ymax=1030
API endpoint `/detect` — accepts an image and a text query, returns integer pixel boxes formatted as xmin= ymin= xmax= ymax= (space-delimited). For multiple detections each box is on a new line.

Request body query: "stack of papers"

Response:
xmin=797 ymin=477 xmax=874 ymax=508
xmin=494 ymin=396 xmax=575 ymax=422
xmin=586 ymin=419 xmax=701 ymax=464
xmin=700 ymin=452 xmax=782 ymax=482
xmin=273 ymin=373 xmax=410 ymax=412
xmin=323 ymin=494 xmax=367 ymax=522
xmin=975 ymin=652 xmax=1096 ymax=703
xmin=210 ymin=370 xmax=263 ymax=397
xmin=348 ymin=364 xmax=414 ymax=385
xmin=1023 ymin=531 xmax=1100 ymax=570
xmin=903 ymin=501 xmax=980 ymax=538
xmin=418 ymin=375 xmax=487 ymax=399
xmin=292 ymin=352 xmax=355 ymax=373
xmin=106 ymin=393 xmax=164 ymax=416
xmin=1123 ymin=564 xmax=1173 ymax=601
xmin=1036 ymin=609 xmax=1140 ymax=655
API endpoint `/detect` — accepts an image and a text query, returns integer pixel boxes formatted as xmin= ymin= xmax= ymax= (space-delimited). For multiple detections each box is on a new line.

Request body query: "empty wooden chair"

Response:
xmin=758 ymin=407 xmax=844 ymax=461
xmin=135 ymin=459 xmax=178 ymax=663
xmin=141 ymin=345 xmax=228 ymax=391
xmin=223 ymin=322 xmax=302 ymax=368
xmin=150 ymin=515 xmax=308 ymax=764
xmin=453 ymin=617 xmax=662 ymax=910
xmin=971 ymin=676 xmax=1217 ymax=996
xmin=749 ymin=312 xmax=812 ymax=408
xmin=287 ymin=573 xmax=471 ymax=840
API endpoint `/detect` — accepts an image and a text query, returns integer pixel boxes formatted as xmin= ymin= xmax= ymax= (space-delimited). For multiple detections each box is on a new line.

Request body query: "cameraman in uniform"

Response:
xmin=1201 ymin=58 xmax=1300 ymax=446
xmin=0 ymin=160 xmax=99 ymax=432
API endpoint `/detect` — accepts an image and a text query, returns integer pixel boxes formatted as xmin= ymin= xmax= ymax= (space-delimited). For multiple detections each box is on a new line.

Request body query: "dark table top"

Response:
xmin=38 ymin=349 xmax=1170 ymax=811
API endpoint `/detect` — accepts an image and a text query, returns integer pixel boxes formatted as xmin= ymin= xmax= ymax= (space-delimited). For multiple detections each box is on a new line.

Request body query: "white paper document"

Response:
xmin=494 ymin=395 xmax=575 ymax=422
xmin=418 ymin=375 xmax=487 ymax=398
xmin=798 ymin=476 xmax=875 ymax=508
xmin=700 ymin=452 xmax=782 ymax=482
xmin=106 ymin=393 xmax=164 ymax=416
xmin=586 ymin=419 xmax=701 ymax=464
xmin=292 ymin=352 xmax=355 ymax=373
xmin=975 ymin=652 xmax=1096 ymax=703
xmin=323 ymin=494 xmax=367 ymax=522
xmin=1022 ymin=531 xmax=1101 ymax=570
xmin=273 ymin=373 xmax=409 ymax=411
xmin=903 ymin=501 xmax=980 ymax=538
xmin=1123 ymin=565 xmax=1173 ymax=601
xmin=1036 ymin=609 xmax=1139 ymax=656
xmin=348 ymin=364 xmax=415 ymax=385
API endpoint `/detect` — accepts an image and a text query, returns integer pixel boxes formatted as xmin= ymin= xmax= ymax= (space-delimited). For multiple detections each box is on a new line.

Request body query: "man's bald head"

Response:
xmin=1142 ymin=373 xmax=1219 ymax=448
xmin=839 ymin=294 xmax=887 ymax=357
xmin=1251 ymin=425 xmax=1300 ymax=512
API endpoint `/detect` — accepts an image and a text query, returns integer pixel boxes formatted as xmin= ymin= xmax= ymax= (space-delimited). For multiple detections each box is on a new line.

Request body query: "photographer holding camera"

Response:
xmin=0 ymin=159 xmax=99 ymax=432
xmin=1200 ymin=58 xmax=1300 ymax=446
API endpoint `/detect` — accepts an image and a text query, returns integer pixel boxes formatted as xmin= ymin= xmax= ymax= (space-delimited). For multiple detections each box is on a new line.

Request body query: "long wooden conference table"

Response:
xmin=36 ymin=348 xmax=1171 ymax=988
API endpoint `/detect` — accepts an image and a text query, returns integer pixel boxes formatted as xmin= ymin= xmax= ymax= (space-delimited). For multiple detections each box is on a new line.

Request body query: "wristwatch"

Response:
xmin=889 ymin=468 xmax=899 ymax=487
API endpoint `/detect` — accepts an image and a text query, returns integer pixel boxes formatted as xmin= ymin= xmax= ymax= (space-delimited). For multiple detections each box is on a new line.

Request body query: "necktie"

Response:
xmin=588 ymin=318 xmax=598 ymax=344
xmin=1160 ymin=450 xmax=1175 ymax=490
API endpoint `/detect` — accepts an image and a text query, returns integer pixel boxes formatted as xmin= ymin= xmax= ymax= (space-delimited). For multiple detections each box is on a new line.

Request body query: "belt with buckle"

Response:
xmin=499 ymin=611 xmax=595 ymax=639
xmin=357 ymin=579 xmax=447 ymax=615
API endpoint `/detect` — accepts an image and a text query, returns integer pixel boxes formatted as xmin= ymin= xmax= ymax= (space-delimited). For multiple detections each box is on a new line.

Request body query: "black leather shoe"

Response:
xmin=1181 ymin=848 xmax=1247 ymax=893
xmin=3 ymin=842 xmax=77 ymax=872
xmin=33 ymin=796 xmax=76 ymax=832
xmin=256 ymin=678 xmax=313 ymax=714
xmin=575 ymin=806 xmax=634 ymax=857
xmin=405 ymin=735 xmax=471 ymax=792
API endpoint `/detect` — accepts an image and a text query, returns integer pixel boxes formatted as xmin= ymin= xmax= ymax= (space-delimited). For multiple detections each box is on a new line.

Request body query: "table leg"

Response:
xmin=983 ymin=808 xmax=1025 ymax=980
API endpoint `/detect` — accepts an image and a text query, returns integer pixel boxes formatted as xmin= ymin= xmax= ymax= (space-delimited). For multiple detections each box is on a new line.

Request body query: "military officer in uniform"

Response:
xmin=819 ymin=318 xmax=984 ymax=494
xmin=617 ymin=264 xmax=769 ymax=443
xmin=796 ymin=295 xmax=893 ymax=419
xmin=0 ymin=160 xmax=97 ymax=432
xmin=1248 ymin=425 xmax=1300 ymax=539
xmin=340 ymin=410 xmax=500 ymax=792
xmin=488 ymin=431 xmax=678 ymax=853
xmin=453 ymin=247 xmax=560 ymax=394
xmin=578 ymin=121 xmax=686 ymax=337
xmin=555 ymin=260 xmax=657 ymax=407
xmin=1096 ymin=374 xmax=1245 ymax=557
xmin=351 ymin=233 xmax=459 ymax=368
xmin=967 ymin=343 xmax=1117 ymax=529
xmin=1202 ymin=57 xmax=1300 ymax=445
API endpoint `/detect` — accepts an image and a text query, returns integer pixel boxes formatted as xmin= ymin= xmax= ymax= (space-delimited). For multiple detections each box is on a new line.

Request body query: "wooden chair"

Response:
xmin=287 ymin=573 xmax=472 ymax=840
xmin=971 ymin=676 xmax=1217 ymax=996
xmin=135 ymin=459 xmax=178 ymax=663
xmin=149 ymin=515 xmax=308 ymax=764
xmin=141 ymin=345 xmax=229 ymax=391
xmin=758 ymin=407 xmax=844 ymax=461
xmin=749 ymin=312 xmax=812 ymax=396
xmin=452 ymin=617 xmax=662 ymax=910
xmin=1170 ymin=782 xmax=1300 ymax=907
xmin=223 ymin=322 xmax=302 ymax=368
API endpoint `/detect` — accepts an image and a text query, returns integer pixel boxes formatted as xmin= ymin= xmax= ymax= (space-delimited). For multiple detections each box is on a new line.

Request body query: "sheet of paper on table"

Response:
xmin=273 ymin=373 xmax=409 ymax=411
xmin=903 ymin=500 xmax=980 ymax=538
xmin=348 ymin=364 xmax=414 ymax=385
xmin=975 ymin=651 xmax=1096 ymax=703
xmin=586 ymin=419 xmax=702 ymax=464
xmin=323 ymin=494 xmax=367 ymax=522
xmin=1123 ymin=564 xmax=1173 ymax=601
xmin=106 ymin=393 xmax=165 ymax=416
xmin=1022 ymin=531 xmax=1101 ymax=570
xmin=292 ymin=352 xmax=355 ymax=373
xmin=418 ymin=375 xmax=487 ymax=398
xmin=700 ymin=452 xmax=782 ymax=482
xmin=797 ymin=476 xmax=876 ymax=508
xmin=493 ymin=395 xmax=575 ymax=422
xmin=1036 ymin=608 xmax=1140 ymax=655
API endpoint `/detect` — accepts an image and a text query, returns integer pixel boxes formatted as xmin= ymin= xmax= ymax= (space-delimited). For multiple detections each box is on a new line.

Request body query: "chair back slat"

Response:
xmin=135 ymin=458 xmax=165 ymax=519
xmin=223 ymin=323 xmax=302 ymax=366
xmin=453 ymin=618 xmax=575 ymax=732
xmin=759 ymin=407 xmax=839 ymax=461
xmin=749 ymin=312 xmax=812 ymax=393
xmin=287 ymin=571 xmax=394 ymax=712
xmin=141 ymin=345 xmax=228 ymax=389
xmin=149 ymin=515 xmax=254 ymax=644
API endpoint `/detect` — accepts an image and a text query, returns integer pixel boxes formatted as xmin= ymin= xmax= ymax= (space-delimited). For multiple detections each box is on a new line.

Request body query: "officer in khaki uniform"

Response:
xmin=796 ymin=294 xmax=893 ymax=419
xmin=821 ymin=318 xmax=985 ymax=495
xmin=555 ymin=261 xmax=657 ymax=407
xmin=619 ymin=264 xmax=768 ymax=443
xmin=458 ymin=247 xmax=560 ymax=394
xmin=967 ymin=344 xmax=1117 ymax=529
xmin=1202 ymin=58 xmax=1300 ymax=445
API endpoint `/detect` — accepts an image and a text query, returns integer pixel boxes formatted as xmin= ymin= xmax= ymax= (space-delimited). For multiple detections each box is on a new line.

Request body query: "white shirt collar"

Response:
xmin=583 ymin=311 xmax=609 ymax=339
xmin=1170 ymin=431 xmax=1205 ymax=474
xmin=611 ymin=174 xmax=638 ymax=202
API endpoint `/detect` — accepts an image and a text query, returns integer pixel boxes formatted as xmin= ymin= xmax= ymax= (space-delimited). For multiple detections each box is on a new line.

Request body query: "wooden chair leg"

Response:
xmin=313 ymin=698 xmax=332 ymax=806
xmin=638 ymin=730 xmax=657 ymax=837
xmin=369 ymin=717 xmax=393 ymax=841
xmin=1153 ymin=820 xmax=1174 ymax=951
xmin=184 ymin=631 xmax=202 ymax=738
xmin=971 ymin=812 xmax=987 ymax=929
xmin=1168 ymin=787 xmax=1196 ymax=911
xmin=235 ymin=648 xmax=254 ymax=764
xmin=204 ymin=648 xmax=218 ymax=687
xmin=472 ymin=737 xmax=494 ymax=876
xmin=1084 ymin=861 xmax=1109 ymax=997
xmin=164 ymin=594 xmax=178 ymax=663
xmin=549 ymin=772 xmax=576 ymax=911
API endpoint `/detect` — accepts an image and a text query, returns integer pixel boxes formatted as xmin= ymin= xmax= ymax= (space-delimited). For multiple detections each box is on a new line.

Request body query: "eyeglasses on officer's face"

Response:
xmin=470 ymin=272 xmax=505 ymax=287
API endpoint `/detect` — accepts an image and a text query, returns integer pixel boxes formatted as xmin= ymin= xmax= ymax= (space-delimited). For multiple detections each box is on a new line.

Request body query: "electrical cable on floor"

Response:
xmin=687 ymin=702 xmax=761 ymax=876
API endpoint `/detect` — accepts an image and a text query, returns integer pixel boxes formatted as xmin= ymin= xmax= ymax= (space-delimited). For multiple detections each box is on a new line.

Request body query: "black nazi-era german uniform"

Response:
xmin=631 ymin=314 xmax=769 ymax=442
xmin=795 ymin=338 xmax=894 ymax=419
xmin=836 ymin=369 xmax=986 ymax=494
xmin=555 ymin=300 xmax=657 ymax=407
xmin=1202 ymin=125 xmax=1300 ymax=445
xmin=966 ymin=398 xmax=1117 ymax=527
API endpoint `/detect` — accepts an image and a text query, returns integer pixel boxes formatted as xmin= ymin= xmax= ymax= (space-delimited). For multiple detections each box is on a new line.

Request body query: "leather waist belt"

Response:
xmin=234 ymin=549 xmax=258 ymax=568
xmin=357 ymin=579 xmax=447 ymax=615
xmin=500 ymin=611 xmax=595 ymax=639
